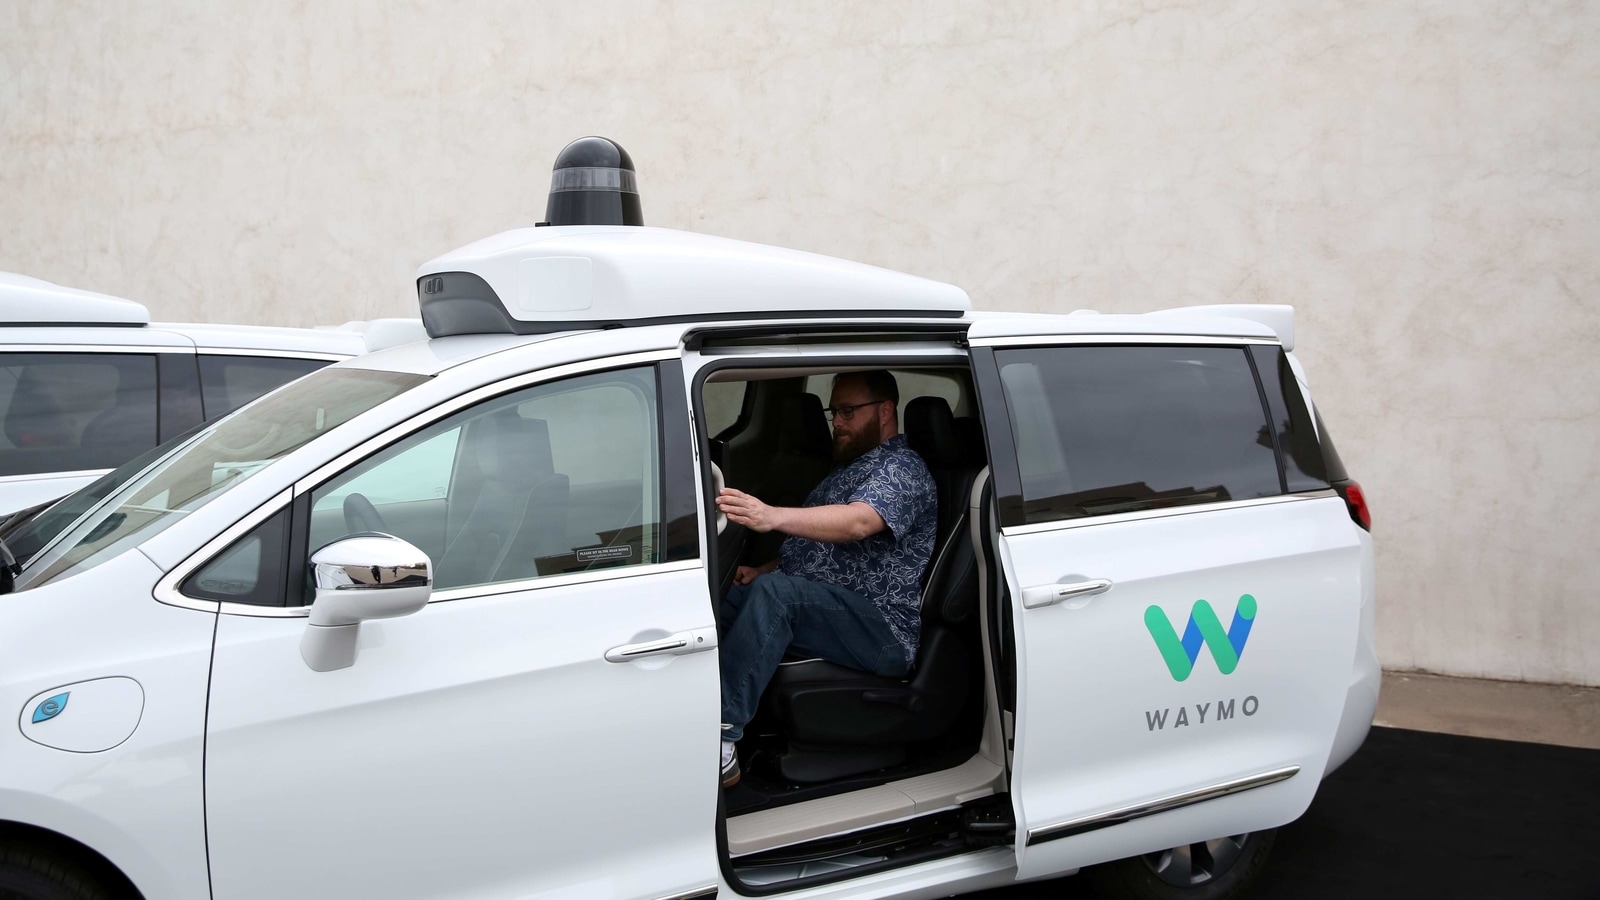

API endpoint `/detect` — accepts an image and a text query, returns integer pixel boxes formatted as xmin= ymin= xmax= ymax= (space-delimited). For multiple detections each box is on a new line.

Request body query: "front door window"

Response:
xmin=307 ymin=365 xmax=662 ymax=593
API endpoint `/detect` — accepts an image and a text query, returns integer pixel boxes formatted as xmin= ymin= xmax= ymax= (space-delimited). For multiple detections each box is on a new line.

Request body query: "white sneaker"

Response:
xmin=721 ymin=740 xmax=740 ymax=788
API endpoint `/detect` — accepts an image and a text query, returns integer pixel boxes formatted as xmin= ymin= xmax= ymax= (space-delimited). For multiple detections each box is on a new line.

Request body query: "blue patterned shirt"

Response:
xmin=778 ymin=434 xmax=938 ymax=665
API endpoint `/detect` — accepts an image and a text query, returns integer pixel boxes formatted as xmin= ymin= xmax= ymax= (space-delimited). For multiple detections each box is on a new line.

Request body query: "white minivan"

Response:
xmin=0 ymin=271 xmax=424 ymax=516
xmin=0 ymin=187 xmax=1376 ymax=900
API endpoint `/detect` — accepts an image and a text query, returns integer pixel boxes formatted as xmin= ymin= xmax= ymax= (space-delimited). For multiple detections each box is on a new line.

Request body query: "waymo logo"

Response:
xmin=1144 ymin=595 xmax=1257 ymax=681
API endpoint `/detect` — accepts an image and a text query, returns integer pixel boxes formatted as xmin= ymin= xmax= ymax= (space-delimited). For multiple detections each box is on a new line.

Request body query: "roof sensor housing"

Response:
xmin=542 ymin=136 xmax=643 ymax=227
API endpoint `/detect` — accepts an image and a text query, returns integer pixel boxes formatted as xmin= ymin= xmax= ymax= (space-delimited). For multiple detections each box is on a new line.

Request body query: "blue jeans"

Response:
xmin=719 ymin=572 xmax=910 ymax=742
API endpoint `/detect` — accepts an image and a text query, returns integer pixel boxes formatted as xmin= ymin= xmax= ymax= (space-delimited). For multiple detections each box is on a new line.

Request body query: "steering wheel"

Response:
xmin=343 ymin=493 xmax=389 ymax=535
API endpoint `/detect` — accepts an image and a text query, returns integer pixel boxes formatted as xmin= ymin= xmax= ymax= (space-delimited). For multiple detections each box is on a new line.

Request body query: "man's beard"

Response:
xmin=833 ymin=416 xmax=882 ymax=463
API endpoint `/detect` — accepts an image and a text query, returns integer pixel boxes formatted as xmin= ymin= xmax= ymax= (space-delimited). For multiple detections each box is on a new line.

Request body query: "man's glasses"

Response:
xmin=823 ymin=399 xmax=889 ymax=422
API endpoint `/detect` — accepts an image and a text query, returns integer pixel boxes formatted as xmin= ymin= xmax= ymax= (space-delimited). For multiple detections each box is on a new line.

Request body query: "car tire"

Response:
xmin=1085 ymin=829 xmax=1276 ymax=900
xmin=0 ymin=842 xmax=121 ymax=900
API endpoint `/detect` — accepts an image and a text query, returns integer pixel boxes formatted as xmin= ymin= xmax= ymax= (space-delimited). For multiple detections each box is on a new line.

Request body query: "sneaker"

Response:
xmin=721 ymin=740 xmax=740 ymax=788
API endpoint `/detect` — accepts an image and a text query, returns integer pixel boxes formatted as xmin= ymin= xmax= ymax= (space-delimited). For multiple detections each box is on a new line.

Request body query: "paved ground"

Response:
xmin=1374 ymin=671 xmax=1600 ymax=750
xmin=968 ymin=725 xmax=1600 ymax=900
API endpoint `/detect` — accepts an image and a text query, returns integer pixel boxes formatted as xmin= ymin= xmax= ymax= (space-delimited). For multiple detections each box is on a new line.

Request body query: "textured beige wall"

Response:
xmin=3 ymin=2 xmax=1597 ymax=685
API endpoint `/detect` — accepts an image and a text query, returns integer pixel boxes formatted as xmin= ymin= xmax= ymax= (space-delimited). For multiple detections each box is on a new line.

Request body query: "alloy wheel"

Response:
xmin=1140 ymin=833 xmax=1251 ymax=887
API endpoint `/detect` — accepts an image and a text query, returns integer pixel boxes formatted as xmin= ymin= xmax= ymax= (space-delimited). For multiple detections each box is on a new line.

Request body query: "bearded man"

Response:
xmin=712 ymin=370 xmax=937 ymax=787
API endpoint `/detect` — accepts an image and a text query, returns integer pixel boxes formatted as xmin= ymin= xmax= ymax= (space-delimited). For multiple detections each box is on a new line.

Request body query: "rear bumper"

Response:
xmin=1325 ymin=530 xmax=1379 ymax=777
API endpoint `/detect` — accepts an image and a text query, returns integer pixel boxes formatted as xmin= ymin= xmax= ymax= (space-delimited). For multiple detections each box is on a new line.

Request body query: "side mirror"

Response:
xmin=300 ymin=533 xmax=432 ymax=672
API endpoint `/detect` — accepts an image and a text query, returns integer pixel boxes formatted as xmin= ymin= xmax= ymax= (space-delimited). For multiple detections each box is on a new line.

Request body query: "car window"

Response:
xmin=701 ymin=379 xmax=747 ymax=439
xmin=0 ymin=353 xmax=158 ymax=476
xmin=996 ymin=345 xmax=1282 ymax=523
xmin=321 ymin=430 xmax=460 ymax=510
xmin=181 ymin=506 xmax=291 ymax=605
xmin=199 ymin=355 xmax=330 ymax=420
xmin=1248 ymin=345 xmax=1331 ymax=492
xmin=305 ymin=365 xmax=662 ymax=597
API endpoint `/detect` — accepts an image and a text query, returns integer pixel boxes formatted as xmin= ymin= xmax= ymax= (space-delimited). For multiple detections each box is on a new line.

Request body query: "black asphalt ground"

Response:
xmin=971 ymin=726 xmax=1600 ymax=900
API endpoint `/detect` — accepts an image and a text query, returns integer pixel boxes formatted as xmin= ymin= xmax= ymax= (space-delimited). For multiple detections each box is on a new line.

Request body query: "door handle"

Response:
xmin=1022 ymin=578 xmax=1113 ymax=610
xmin=710 ymin=464 xmax=728 ymax=535
xmin=605 ymin=628 xmax=718 ymax=663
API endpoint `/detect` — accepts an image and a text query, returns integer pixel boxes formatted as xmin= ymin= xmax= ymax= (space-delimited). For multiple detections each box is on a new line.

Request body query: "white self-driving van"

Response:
xmin=0 ymin=141 xmax=1376 ymax=900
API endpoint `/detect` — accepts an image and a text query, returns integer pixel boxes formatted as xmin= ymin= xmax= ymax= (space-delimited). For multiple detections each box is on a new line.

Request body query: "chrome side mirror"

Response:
xmin=300 ymin=533 xmax=432 ymax=672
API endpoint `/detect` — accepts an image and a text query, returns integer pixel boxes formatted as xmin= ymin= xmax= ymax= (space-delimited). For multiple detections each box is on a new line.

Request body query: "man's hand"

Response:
xmin=732 ymin=560 xmax=779 ymax=585
xmin=716 ymin=488 xmax=887 ymax=544
xmin=717 ymin=488 xmax=783 ymax=533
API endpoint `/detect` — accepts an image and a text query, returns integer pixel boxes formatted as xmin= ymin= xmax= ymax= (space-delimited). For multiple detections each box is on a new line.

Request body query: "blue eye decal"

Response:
xmin=32 ymin=692 xmax=69 ymax=724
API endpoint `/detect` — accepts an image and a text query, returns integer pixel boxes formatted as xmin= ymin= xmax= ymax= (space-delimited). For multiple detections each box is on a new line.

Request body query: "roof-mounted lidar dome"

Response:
xmin=542 ymin=136 xmax=643 ymax=227
xmin=415 ymin=138 xmax=970 ymax=338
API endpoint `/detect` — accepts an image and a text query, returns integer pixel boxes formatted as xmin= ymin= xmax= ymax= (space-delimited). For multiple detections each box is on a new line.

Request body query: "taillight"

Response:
xmin=1334 ymin=480 xmax=1371 ymax=531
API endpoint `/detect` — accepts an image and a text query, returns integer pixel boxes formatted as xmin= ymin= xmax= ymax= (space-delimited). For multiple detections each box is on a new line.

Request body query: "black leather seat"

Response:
xmin=953 ymin=415 xmax=987 ymax=469
xmin=762 ymin=396 xmax=981 ymax=783
xmin=747 ymin=393 xmax=833 ymax=564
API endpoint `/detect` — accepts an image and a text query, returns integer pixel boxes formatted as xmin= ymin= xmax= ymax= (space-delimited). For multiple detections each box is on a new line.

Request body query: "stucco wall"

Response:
xmin=3 ymin=2 xmax=1596 ymax=685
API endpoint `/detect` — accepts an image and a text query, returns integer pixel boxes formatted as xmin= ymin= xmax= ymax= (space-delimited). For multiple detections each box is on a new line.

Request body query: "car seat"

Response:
xmin=746 ymin=393 xmax=833 ymax=563
xmin=761 ymin=396 xmax=981 ymax=783
xmin=436 ymin=409 xmax=569 ymax=588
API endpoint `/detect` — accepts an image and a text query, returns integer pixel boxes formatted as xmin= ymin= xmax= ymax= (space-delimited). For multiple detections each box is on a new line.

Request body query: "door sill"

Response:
xmin=725 ymin=806 xmax=995 ymax=896
xmin=726 ymin=753 xmax=1004 ymax=857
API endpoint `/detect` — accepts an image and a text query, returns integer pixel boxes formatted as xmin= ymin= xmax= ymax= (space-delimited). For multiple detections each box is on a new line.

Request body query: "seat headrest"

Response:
xmin=905 ymin=396 xmax=961 ymax=468
xmin=778 ymin=393 xmax=832 ymax=457
xmin=475 ymin=409 xmax=554 ymax=489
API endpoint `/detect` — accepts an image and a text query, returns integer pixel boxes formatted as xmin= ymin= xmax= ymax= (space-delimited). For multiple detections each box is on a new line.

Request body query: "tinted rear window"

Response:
xmin=0 ymin=352 xmax=158 ymax=476
xmin=1248 ymin=345 xmax=1330 ymax=492
xmin=199 ymin=355 xmax=330 ymax=419
xmin=996 ymin=345 xmax=1282 ymax=523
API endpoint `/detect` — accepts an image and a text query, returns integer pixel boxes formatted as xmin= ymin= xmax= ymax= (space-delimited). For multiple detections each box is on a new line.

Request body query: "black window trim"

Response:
xmin=1243 ymin=346 xmax=1291 ymax=495
xmin=657 ymin=358 xmax=702 ymax=564
xmin=970 ymin=346 xmax=1026 ymax=529
xmin=1249 ymin=344 xmax=1338 ymax=493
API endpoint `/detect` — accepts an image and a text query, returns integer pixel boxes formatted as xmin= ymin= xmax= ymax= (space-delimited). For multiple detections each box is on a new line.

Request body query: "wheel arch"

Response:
xmin=0 ymin=819 xmax=147 ymax=899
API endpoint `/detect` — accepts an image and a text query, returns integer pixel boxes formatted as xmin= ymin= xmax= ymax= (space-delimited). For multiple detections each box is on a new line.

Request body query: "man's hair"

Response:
xmin=834 ymin=370 xmax=899 ymax=407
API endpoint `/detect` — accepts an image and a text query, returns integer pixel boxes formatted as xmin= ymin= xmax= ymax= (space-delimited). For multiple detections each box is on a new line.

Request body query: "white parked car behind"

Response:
xmin=0 ymin=143 xmax=1376 ymax=900
xmin=0 ymin=271 xmax=425 ymax=515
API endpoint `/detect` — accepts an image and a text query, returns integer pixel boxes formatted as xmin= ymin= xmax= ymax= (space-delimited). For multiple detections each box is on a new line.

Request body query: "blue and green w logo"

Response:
xmin=1144 ymin=595 xmax=1257 ymax=682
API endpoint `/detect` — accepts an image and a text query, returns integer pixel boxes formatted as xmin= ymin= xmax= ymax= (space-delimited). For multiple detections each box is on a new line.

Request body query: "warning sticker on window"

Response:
xmin=575 ymin=546 xmax=633 ymax=564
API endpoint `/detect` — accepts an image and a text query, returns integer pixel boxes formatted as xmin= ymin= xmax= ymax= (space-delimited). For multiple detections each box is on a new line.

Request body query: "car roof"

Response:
xmin=411 ymin=225 xmax=1292 ymax=351
xmin=0 ymin=272 xmax=428 ymax=355
xmin=965 ymin=306 xmax=1286 ymax=346
xmin=0 ymin=271 xmax=149 ymax=326
xmin=415 ymin=226 xmax=971 ymax=337
xmin=345 ymin=303 xmax=1290 ymax=385
xmin=156 ymin=321 xmax=423 ymax=356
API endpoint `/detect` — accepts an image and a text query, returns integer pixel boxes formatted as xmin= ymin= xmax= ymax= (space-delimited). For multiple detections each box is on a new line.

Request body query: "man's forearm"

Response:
xmin=773 ymin=502 xmax=884 ymax=543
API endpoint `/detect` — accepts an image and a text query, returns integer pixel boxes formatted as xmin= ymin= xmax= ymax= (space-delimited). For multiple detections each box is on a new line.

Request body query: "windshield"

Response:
xmin=0 ymin=424 xmax=207 ymax=567
xmin=20 ymin=367 xmax=425 ymax=587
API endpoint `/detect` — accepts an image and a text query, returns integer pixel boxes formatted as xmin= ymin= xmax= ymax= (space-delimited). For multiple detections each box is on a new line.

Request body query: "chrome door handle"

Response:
xmin=1022 ymin=578 xmax=1113 ymax=609
xmin=605 ymin=628 xmax=718 ymax=663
